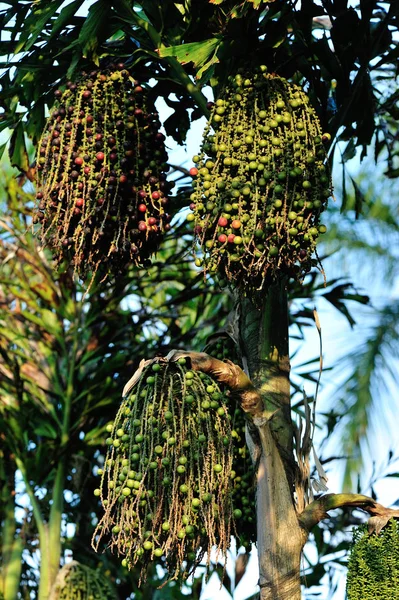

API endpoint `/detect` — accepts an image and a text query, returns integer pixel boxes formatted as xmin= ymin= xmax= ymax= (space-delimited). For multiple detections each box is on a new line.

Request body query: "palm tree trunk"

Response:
xmin=240 ymin=282 xmax=306 ymax=599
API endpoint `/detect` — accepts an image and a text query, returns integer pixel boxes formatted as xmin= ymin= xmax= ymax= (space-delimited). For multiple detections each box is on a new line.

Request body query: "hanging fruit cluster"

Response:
xmin=347 ymin=519 xmax=399 ymax=600
xmin=188 ymin=66 xmax=332 ymax=298
xmin=92 ymin=355 xmax=248 ymax=583
xmin=203 ymin=333 xmax=256 ymax=550
xmin=35 ymin=64 xmax=172 ymax=280
xmin=50 ymin=561 xmax=117 ymax=600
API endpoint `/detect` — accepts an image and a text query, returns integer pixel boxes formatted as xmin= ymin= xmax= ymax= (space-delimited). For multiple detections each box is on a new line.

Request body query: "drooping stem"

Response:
xmin=14 ymin=456 xmax=46 ymax=539
xmin=47 ymin=462 xmax=66 ymax=592
xmin=14 ymin=456 xmax=52 ymax=600
xmin=3 ymin=537 xmax=23 ymax=600
xmin=38 ymin=310 xmax=80 ymax=599
xmin=1 ymin=461 xmax=16 ymax=581
xmin=299 ymin=493 xmax=399 ymax=533
xmin=1 ymin=454 xmax=22 ymax=600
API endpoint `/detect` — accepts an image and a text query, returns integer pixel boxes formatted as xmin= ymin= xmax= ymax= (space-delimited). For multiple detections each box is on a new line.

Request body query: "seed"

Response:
xmin=177 ymin=529 xmax=186 ymax=539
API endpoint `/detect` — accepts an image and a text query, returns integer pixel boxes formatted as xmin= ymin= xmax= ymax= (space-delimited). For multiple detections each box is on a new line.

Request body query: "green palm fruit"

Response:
xmin=92 ymin=355 xmax=247 ymax=583
xmin=35 ymin=65 xmax=171 ymax=281
xmin=347 ymin=519 xmax=399 ymax=600
xmin=50 ymin=561 xmax=117 ymax=600
xmin=203 ymin=332 xmax=256 ymax=550
xmin=188 ymin=66 xmax=332 ymax=300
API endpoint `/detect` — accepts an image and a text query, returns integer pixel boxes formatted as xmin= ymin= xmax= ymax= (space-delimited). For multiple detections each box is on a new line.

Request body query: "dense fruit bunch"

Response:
xmin=92 ymin=356 xmax=247 ymax=582
xmin=35 ymin=64 xmax=172 ymax=280
xmin=51 ymin=561 xmax=116 ymax=600
xmin=204 ymin=334 xmax=256 ymax=549
xmin=347 ymin=519 xmax=399 ymax=600
xmin=188 ymin=66 xmax=332 ymax=298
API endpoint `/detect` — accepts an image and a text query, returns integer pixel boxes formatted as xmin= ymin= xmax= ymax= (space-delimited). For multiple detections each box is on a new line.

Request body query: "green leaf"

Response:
xmin=34 ymin=422 xmax=58 ymax=440
xmin=342 ymin=138 xmax=356 ymax=163
xmin=196 ymin=51 xmax=219 ymax=83
xmin=41 ymin=310 xmax=62 ymax=337
xmin=18 ymin=309 xmax=62 ymax=341
xmin=0 ymin=142 xmax=8 ymax=161
xmin=350 ymin=176 xmax=366 ymax=218
xmin=49 ymin=0 xmax=82 ymax=40
xmin=66 ymin=49 xmax=82 ymax=81
xmin=248 ymin=0 xmax=274 ymax=7
xmin=8 ymin=122 xmax=29 ymax=172
xmin=113 ymin=0 xmax=150 ymax=25
xmin=14 ymin=1 xmax=65 ymax=53
xmin=0 ymin=116 xmax=17 ymax=133
xmin=159 ymin=38 xmax=221 ymax=69
xmin=340 ymin=158 xmax=348 ymax=213
xmin=78 ymin=0 xmax=112 ymax=63
xmin=163 ymin=105 xmax=190 ymax=144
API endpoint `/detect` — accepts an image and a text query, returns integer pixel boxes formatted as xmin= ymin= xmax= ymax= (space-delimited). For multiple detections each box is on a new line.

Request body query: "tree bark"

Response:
xmin=256 ymin=423 xmax=305 ymax=600
xmin=239 ymin=282 xmax=306 ymax=600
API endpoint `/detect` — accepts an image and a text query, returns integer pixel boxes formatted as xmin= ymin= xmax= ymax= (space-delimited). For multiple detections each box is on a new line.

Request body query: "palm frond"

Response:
xmin=332 ymin=302 xmax=399 ymax=490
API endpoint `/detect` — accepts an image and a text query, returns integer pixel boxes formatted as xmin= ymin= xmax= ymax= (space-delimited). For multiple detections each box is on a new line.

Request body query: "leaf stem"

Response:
xmin=14 ymin=456 xmax=45 ymax=537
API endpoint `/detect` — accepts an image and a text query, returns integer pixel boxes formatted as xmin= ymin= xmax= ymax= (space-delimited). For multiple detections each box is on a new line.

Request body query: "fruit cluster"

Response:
xmin=92 ymin=356 xmax=246 ymax=583
xmin=51 ymin=561 xmax=116 ymax=600
xmin=188 ymin=66 xmax=332 ymax=298
xmin=347 ymin=519 xmax=399 ymax=600
xmin=203 ymin=333 xmax=256 ymax=549
xmin=35 ymin=64 xmax=172 ymax=280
